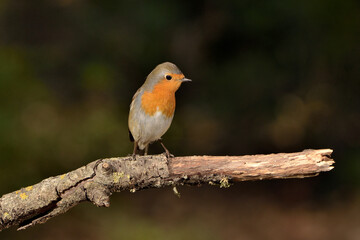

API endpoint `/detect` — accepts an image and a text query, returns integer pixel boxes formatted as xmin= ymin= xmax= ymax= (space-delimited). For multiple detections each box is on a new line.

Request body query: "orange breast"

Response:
xmin=141 ymin=79 xmax=181 ymax=117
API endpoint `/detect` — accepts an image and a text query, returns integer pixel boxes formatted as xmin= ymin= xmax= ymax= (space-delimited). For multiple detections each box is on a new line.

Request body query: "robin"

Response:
xmin=128 ymin=62 xmax=191 ymax=157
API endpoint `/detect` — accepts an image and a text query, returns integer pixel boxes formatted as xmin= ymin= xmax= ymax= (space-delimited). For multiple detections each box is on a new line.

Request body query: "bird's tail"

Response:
xmin=128 ymin=129 xmax=134 ymax=142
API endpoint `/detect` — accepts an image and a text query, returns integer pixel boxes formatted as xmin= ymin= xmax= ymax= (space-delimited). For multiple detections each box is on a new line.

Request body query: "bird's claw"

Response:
xmin=131 ymin=154 xmax=137 ymax=161
xmin=164 ymin=151 xmax=174 ymax=158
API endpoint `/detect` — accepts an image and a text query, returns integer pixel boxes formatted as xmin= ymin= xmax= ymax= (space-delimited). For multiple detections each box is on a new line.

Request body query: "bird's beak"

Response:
xmin=181 ymin=78 xmax=192 ymax=82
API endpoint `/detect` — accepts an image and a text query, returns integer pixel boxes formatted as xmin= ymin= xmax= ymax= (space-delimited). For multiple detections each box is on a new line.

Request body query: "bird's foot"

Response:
xmin=164 ymin=150 xmax=174 ymax=158
xmin=159 ymin=141 xmax=174 ymax=158
xmin=130 ymin=153 xmax=137 ymax=161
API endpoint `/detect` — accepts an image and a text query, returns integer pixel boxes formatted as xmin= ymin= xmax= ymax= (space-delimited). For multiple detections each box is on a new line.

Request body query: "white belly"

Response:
xmin=134 ymin=110 xmax=173 ymax=150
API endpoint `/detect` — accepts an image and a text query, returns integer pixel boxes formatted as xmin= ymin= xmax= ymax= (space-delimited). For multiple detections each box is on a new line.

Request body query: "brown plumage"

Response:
xmin=128 ymin=62 xmax=191 ymax=157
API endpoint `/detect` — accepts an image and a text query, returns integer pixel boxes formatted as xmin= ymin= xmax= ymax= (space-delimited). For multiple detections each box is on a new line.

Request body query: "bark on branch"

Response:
xmin=0 ymin=149 xmax=334 ymax=231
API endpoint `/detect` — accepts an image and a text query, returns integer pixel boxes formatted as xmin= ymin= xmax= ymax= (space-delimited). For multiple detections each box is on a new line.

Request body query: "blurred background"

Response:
xmin=0 ymin=0 xmax=359 ymax=239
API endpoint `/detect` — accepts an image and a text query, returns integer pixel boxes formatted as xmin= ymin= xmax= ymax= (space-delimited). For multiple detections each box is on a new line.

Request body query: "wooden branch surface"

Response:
xmin=0 ymin=149 xmax=334 ymax=232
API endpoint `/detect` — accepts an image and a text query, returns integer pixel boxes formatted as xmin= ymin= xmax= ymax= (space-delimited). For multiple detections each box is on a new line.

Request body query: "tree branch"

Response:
xmin=0 ymin=149 xmax=334 ymax=231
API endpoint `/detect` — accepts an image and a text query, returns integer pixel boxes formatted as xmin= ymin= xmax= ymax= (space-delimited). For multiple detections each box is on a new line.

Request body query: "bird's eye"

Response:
xmin=166 ymin=75 xmax=172 ymax=80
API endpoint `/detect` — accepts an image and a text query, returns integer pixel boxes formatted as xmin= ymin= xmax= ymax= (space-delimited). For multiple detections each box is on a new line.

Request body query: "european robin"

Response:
xmin=128 ymin=62 xmax=191 ymax=157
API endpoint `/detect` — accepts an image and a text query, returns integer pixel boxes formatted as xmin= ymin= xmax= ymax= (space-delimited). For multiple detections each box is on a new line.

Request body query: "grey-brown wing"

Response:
xmin=128 ymin=87 xmax=142 ymax=142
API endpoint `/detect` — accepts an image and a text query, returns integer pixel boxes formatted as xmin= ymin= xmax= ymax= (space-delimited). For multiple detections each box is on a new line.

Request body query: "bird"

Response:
xmin=128 ymin=62 xmax=191 ymax=157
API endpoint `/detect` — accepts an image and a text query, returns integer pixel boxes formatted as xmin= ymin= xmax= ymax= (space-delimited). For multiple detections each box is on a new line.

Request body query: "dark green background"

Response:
xmin=1 ymin=1 xmax=359 ymax=239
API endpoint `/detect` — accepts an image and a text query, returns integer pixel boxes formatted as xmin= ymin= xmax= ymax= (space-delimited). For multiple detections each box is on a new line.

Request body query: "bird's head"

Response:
xmin=144 ymin=62 xmax=191 ymax=92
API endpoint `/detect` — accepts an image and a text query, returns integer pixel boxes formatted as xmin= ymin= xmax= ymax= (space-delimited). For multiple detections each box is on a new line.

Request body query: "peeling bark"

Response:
xmin=0 ymin=149 xmax=334 ymax=231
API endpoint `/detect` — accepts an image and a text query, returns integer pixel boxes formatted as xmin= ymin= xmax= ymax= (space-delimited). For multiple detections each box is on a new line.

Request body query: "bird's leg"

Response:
xmin=144 ymin=145 xmax=149 ymax=156
xmin=160 ymin=140 xmax=174 ymax=158
xmin=132 ymin=141 xmax=138 ymax=159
